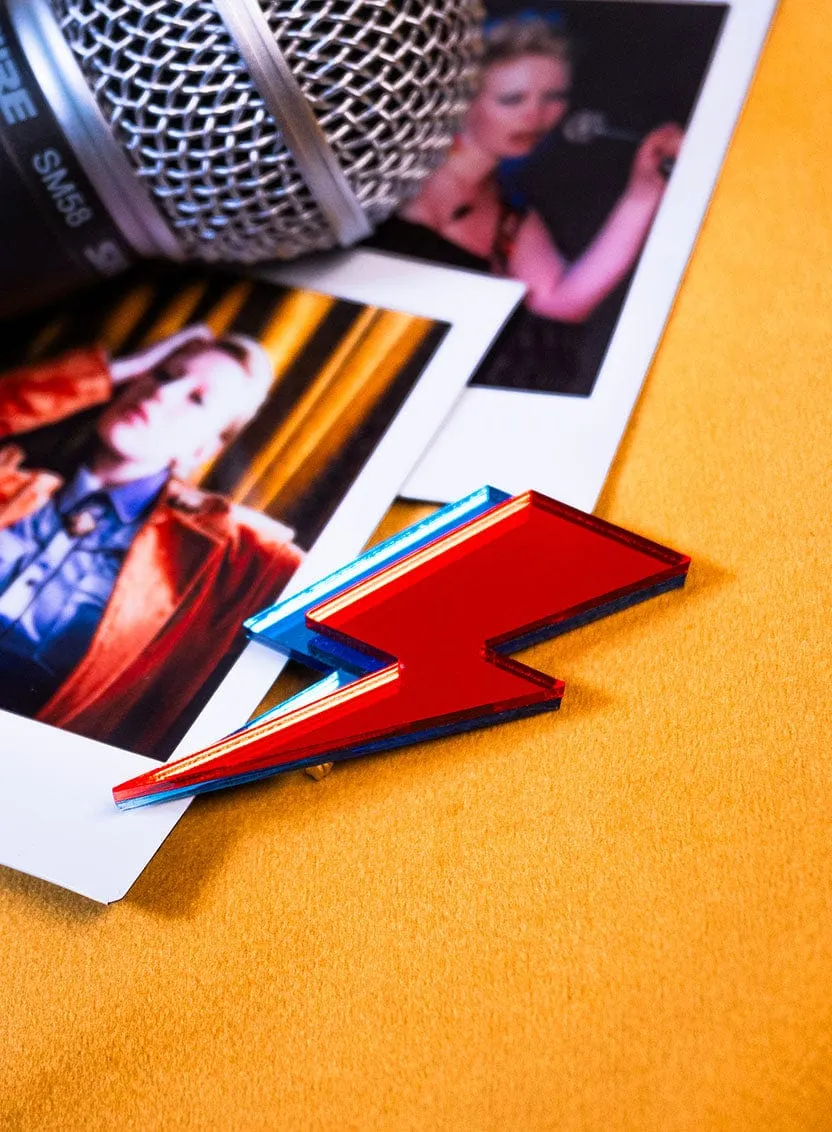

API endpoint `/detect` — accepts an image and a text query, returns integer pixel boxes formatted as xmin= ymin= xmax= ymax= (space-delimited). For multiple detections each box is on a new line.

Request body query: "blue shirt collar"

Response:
xmin=60 ymin=466 xmax=170 ymax=524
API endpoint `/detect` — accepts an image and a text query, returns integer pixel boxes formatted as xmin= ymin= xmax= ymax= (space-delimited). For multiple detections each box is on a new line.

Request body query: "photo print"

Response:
xmin=374 ymin=0 xmax=724 ymax=397
xmin=0 ymin=251 xmax=522 ymax=901
xmin=378 ymin=0 xmax=779 ymax=507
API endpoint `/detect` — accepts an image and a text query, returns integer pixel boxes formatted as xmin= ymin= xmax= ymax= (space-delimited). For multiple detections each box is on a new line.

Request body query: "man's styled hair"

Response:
xmin=483 ymin=16 xmax=572 ymax=69
xmin=210 ymin=333 xmax=274 ymax=444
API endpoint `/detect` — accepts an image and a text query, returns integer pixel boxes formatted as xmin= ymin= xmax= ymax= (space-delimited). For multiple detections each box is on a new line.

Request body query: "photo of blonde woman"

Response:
xmin=371 ymin=2 xmax=727 ymax=396
xmin=401 ymin=18 xmax=681 ymax=320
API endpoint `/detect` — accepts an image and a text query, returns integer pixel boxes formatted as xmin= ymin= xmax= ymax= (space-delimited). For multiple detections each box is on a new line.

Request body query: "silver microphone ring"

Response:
xmin=213 ymin=0 xmax=372 ymax=247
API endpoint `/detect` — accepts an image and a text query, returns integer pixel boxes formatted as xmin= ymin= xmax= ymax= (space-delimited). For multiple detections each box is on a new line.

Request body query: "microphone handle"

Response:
xmin=602 ymin=126 xmax=642 ymax=144
xmin=569 ymin=115 xmax=676 ymax=180
xmin=0 ymin=6 xmax=136 ymax=320
xmin=606 ymin=125 xmax=675 ymax=179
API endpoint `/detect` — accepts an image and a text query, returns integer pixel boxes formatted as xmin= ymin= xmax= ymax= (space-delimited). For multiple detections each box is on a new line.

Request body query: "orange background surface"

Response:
xmin=2 ymin=1 xmax=830 ymax=1126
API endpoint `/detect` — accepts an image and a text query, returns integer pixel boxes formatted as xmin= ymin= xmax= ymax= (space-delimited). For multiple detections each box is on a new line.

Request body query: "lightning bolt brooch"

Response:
xmin=114 ymin=488 xmax=690 ymax=809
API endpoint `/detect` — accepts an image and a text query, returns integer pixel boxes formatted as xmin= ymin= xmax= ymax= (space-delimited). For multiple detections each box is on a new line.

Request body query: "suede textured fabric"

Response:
xmin=1 ymin=1 xmax=830 ymax=1126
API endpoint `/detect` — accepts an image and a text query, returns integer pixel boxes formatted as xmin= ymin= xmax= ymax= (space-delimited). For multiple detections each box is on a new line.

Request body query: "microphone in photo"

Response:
xmin=0 ymin=0 xmax=482 ymax=318
xmin=561 ymin=109 xmax=676 ymax=179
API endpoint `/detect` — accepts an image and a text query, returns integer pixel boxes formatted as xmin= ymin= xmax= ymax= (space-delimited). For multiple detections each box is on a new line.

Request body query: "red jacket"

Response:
xmin=0 ymin=348 xmax=302 ymax=756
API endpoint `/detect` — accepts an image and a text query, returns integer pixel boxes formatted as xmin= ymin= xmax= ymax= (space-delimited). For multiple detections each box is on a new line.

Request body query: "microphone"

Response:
xmin=561 ymin=108 xmax=675 ymax=180
xmin=0 ymin=0 xmax=481 ymax=317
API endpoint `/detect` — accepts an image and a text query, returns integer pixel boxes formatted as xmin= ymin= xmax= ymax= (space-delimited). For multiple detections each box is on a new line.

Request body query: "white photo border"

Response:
xmin=400 ymin=0 xmax=779 ymax=509
xmin=0 ymin=251 xmax=523 ymax=904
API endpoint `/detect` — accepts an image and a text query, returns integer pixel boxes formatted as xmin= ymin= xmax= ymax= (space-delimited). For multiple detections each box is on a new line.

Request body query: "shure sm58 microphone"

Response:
xmin=0 ymin=0 xmax=482 ymax=316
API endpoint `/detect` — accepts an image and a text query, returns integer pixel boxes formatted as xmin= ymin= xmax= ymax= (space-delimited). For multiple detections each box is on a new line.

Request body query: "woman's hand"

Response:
xmin=513 ymin=122 xmax=684 ymax=324
xmin=627 ymin=123 xmax=684 ymax=199
xmin=109 ymin=325 xmax=215 ymax=385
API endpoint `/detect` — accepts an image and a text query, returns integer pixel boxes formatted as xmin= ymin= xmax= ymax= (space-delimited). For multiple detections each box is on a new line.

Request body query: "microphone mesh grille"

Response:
xmin=51 ymin=0 xmax=482 ymax=261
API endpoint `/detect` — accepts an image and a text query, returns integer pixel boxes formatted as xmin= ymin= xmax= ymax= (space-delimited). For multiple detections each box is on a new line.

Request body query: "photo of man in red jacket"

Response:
xmin=0 ymin=326 xmax=302 ymax=756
